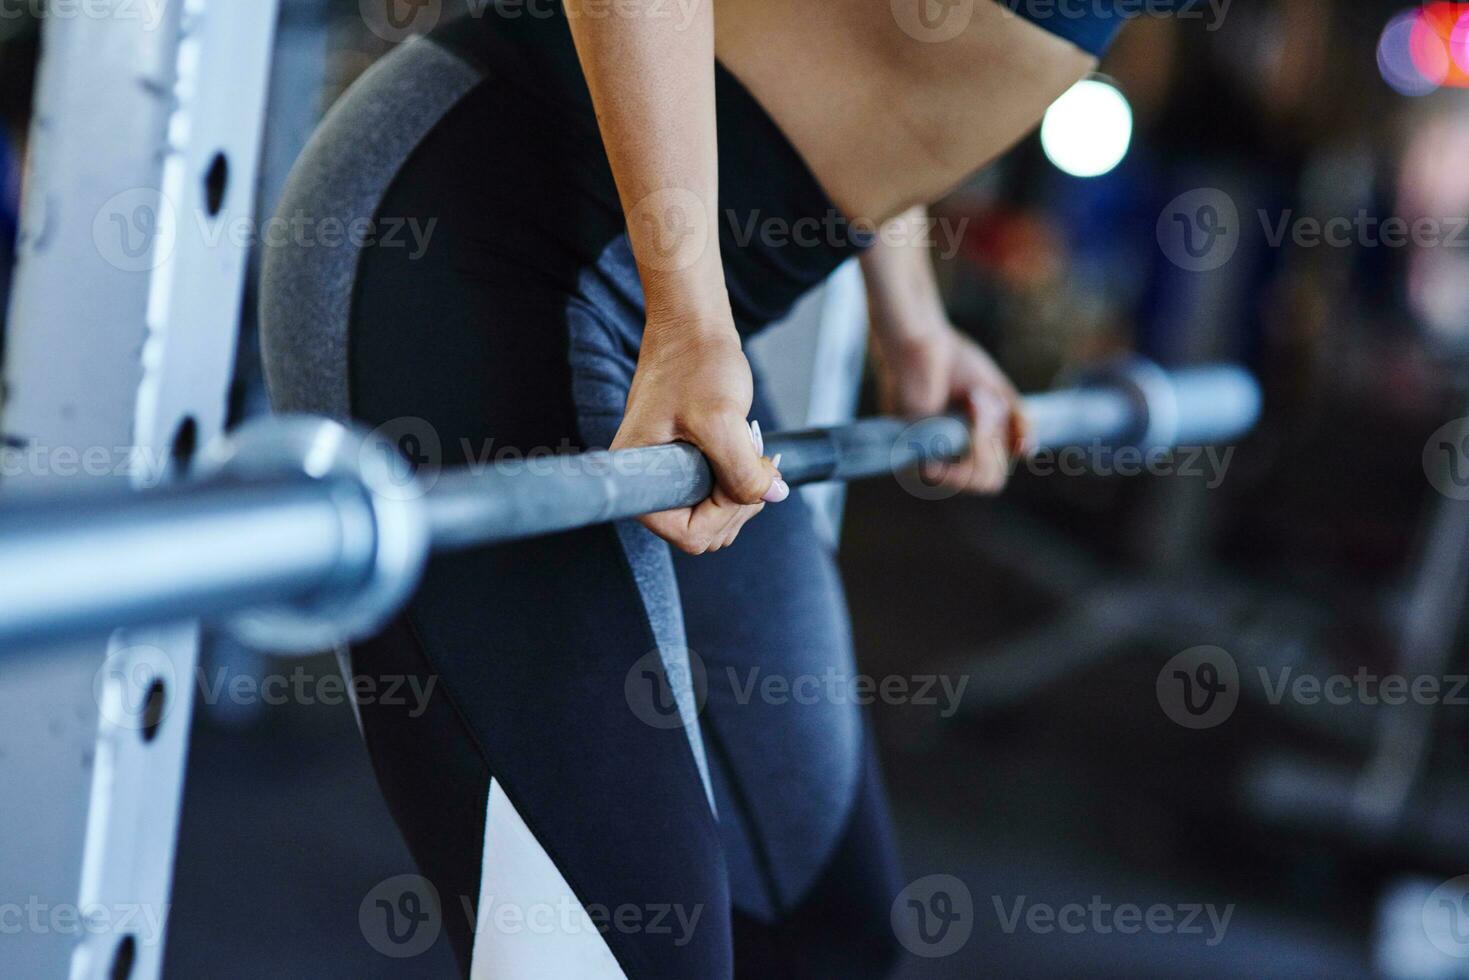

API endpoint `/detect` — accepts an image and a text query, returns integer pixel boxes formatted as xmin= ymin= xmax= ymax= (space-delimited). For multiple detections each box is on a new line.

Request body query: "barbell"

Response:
xmin=0 ymin=358 xmax=1260 ymax=654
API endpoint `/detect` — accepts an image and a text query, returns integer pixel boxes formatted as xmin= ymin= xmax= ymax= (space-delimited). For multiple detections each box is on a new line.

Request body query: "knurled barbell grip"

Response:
xmin=425 ymin=415 xmax=981 ymax=553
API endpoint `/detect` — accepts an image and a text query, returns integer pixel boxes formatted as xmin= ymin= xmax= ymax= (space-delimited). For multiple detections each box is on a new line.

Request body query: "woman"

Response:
xmin=261 ymin=1 xmax=1160 ymax=975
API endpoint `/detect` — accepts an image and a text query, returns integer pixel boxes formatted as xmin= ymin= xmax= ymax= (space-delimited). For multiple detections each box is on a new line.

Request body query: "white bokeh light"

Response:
xmin=1040 ymin=78 xmax=1134 ymax=179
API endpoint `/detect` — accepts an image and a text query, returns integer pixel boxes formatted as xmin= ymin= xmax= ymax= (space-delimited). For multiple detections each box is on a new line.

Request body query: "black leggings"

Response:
xmin=338 ymin=11 xmax=904 ymax=979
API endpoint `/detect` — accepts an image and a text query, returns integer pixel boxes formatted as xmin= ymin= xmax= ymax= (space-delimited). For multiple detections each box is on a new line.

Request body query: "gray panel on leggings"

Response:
xmin=259 ymin=36 xmax=720 ymax=814
xmin=259 ymin=37 xmax=485 ymax=420
xmin=562 ymin=287 xmax=718 ymax=812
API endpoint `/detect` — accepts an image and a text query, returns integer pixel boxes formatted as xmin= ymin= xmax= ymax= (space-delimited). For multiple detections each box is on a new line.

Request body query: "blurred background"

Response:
xmin=6 ymin=0 xmax=1469 ymax=977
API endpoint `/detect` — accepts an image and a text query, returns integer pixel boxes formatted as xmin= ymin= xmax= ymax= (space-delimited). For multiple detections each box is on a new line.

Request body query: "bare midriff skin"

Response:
xmin=563 ymin=0 xmax=1097 ymax=555
xmin=715 ymin=0 xmax=1097 ymax=223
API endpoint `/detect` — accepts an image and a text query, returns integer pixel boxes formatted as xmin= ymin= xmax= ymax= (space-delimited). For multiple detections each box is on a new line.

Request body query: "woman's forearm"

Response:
xmin=564 ymin=0 xmax=728 ymax=334
xmin=861 ymin=206 xmax=949 ymax=350
xmin=862 ymin=211 xmax=1026 ymax=486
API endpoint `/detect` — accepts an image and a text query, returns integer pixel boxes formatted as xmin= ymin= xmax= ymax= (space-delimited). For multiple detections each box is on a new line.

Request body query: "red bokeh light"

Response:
xmin=1411 ymin=2 xmax=1469 ymax=88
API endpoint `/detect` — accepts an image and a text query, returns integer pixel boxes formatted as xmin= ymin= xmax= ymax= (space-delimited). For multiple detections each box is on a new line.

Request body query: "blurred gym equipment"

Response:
xmin=1 ymin=3 xmax=279 ymax=978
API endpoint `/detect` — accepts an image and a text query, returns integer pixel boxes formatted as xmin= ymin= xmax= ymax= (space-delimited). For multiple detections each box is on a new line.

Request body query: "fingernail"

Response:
xmin=771 ymin=453 xmax=783 ymax=471
xmin=750 ymin=419 xmax=765 ymax=457
xmin=763 ymin=477 xmax=790 ymax=503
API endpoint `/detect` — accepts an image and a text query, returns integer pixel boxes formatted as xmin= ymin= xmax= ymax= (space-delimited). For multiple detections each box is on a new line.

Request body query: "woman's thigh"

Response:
xmin=672 ymin=457 xmax=864 ymax=912
xmin=673 ymin=425 xmax=906 ymax=979
xmin=344 ymin=113 xmax=730 ymax=975
xmin=340 ymin=53 xmax=901 ymax=978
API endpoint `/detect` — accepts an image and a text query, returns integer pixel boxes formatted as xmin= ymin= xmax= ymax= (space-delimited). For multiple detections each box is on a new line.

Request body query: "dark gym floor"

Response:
xmin=163 ymin=475 xmax=1378 ymax=979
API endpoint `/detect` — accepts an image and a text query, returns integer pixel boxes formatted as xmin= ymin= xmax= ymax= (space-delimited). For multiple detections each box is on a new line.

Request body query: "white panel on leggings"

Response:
xmin=470 ymin=779 xmax=629 ymax=979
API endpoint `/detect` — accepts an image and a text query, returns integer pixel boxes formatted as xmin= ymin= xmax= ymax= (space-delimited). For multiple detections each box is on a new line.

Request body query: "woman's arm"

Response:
xmin=565 ymin=0 xmax=785 ymax=555
xmin=863 ymin=207 xmax=1027 ymax=494
xmin=861 ymin=207 xmax=951 ymax=352
xmin=565 ymin=0 xmax=724 ymax=319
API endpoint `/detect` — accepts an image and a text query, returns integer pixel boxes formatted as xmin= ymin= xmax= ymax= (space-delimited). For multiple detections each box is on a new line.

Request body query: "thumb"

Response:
xmin=700 ymin=416 xmax=781 ymax=505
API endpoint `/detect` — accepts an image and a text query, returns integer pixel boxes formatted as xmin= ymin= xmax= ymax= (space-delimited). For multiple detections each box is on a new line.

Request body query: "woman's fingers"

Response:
xmin=639 ymin=493 xmax=765 ymax=555
xmin=940 ymin=387 xmax=1013 ymax=495
xmin=703 ymin=486 xmax=766 ymax=552
xmin=691 ymin=412 xmax=783 ymax=505
xmin=640 ymin=504 xmax=730 ymax=556
xmin=638 ymin=417 xmax=784 ymax=554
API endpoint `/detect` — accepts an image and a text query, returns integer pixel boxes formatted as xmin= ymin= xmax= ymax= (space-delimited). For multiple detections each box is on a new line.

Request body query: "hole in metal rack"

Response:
xmin=204 ymin=152 xmax=229 ymax=217
xmin=110 ymin=934 xmax=137 ymax=980
xmin=169 ymin=416 xmax=198 ymax=478
xmin=140 ymin=679 xmax=166 ymax=744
